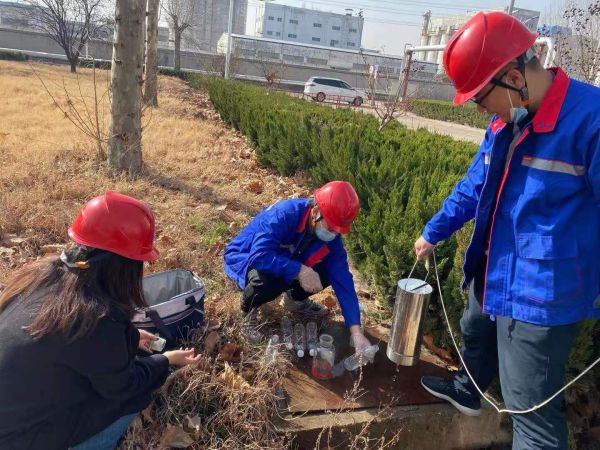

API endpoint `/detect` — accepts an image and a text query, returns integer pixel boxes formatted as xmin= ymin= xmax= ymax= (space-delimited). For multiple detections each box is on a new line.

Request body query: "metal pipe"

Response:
xmin=224 ymin=0 xmax=235 ymax=79
xmin=535 ymin=36 xmax=555 ymax=68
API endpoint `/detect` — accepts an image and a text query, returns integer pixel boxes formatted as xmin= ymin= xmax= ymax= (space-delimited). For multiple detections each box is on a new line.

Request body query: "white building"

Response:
xmin=182 ymin=0 xmax=247 ymax=52
xmin=255 ymin=2 xmax=363 ymax=50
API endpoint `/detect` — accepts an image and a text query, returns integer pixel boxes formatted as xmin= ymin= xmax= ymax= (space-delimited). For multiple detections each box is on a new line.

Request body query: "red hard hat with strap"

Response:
xmin=443 ymin=11 xmax=538 ymax=105
xmin=68 ymin=192 xmax=159 ymax=262
xmin=313 ymin=181 xmax=360 ymax=234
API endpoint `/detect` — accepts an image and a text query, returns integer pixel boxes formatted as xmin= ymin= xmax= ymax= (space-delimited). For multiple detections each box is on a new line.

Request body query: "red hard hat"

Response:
xmin=314 ymin=181 xmax=360 ymax=235
xmin=68 ymin=192 xmax=159 ymax=262
xmin=443 ymin=11 xmax=538 ymax=105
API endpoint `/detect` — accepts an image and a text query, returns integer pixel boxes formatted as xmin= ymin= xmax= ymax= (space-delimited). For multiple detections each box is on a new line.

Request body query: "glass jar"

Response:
xmin=311 ymin=334 xmax=335 ymax=380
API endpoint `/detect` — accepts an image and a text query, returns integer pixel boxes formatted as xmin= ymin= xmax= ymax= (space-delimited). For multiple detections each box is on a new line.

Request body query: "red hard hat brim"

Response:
xmin=327 ymin=220 xmax=352 ymax=235
xmin=68 ymin=227 xmax=160 ymax=262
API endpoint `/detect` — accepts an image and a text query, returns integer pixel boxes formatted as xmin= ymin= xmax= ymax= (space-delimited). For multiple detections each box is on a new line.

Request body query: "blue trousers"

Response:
xmin=455 ymin=282 xmax=578 ymax=449
xmin=71 ymin=414 xmax=137 ymax=450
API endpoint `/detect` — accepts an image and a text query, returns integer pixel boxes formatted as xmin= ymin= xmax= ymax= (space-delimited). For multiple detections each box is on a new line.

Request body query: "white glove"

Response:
xmin=350 ymin=330 xmax=371 ymax=354
xmin=298 ymin=265 xmax=323 ymax=293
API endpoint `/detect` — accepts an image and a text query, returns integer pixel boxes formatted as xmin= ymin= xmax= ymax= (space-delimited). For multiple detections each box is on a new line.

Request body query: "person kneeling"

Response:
xmin=224 ymin=181 xmax=370 ymax=353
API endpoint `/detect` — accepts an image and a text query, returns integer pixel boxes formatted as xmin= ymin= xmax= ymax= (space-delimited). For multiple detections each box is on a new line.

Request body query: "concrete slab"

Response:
xmin=275 ymin=402 xmax=512 ymax=450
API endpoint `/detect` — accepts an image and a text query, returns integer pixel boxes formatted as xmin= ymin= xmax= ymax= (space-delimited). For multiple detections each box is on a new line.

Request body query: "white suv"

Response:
xmin=304 ymin=77 xmax=367 ymax=106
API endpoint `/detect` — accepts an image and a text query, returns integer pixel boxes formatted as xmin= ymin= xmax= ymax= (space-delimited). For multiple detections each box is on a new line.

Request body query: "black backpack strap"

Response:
xmin=145 ymin=309 xmax=174 ymax=342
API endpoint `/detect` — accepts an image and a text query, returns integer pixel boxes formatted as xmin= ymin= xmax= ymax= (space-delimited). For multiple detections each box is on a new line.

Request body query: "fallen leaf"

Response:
xmin=423 ymin=334 xmax=456 ymax=364
xmin=357 ymin=289 xmax=373 ymax=299
xmin=183 ymin=415 xmax=202 ymax=440
xmin=247 ymin=181 xmax=264 ymax=194
xmin=0 ymin=247 xmax=15 ymax=256
xmin=242 ymin=368 xmax=256 ymax=381
xmin=322 ymin=295 xmax=337 ymax=309
xmin=159 ymin=425 xmax=195 ymax=448
xmin=141 ymin=404 xmax=155 ymax=425
xmin=204 ymin=331 xmax=222 ymax=353
xmin=157 ymin=235 xmax=174 ymax=246
xmin=204 ymin=318 xmax=221 ymax=332
xmin=220 ymin=342 xmax=242 ymax=363
xmin=207 ymin=242 xmax=225 ymax=256
xmin=41 ymin=244 xmax=65 ymax=255
xmin=219 ymin=362 xmax=251 ymax=390
xmin=215 ymin=204 xmax=228 ymax=211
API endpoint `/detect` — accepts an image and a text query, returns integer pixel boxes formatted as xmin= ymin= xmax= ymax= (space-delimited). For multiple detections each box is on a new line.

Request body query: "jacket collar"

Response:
xmin=296 ymin=204 xmax=313 ymax=233
xmin=531 ymin=67 xmax=570 ymax=134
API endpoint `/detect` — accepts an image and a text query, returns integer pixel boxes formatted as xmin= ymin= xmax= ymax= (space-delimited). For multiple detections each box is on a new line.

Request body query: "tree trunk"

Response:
xmin=69 ymin=57 xmax=77 ymax=73
xmin=174 ymin=28 xmax=181 ymax=71
xmin=143 ymin=0 xmax=159 ymax=107
xmin=108 ymin=0 xmax=145 ymax=174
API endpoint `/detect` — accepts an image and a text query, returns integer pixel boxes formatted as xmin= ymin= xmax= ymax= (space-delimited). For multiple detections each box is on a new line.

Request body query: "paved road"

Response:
xmin=396 ymin=112 xmax=485 ymax=145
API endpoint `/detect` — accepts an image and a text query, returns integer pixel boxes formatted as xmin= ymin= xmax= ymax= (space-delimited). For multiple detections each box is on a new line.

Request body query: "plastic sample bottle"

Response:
xmin=294 ymin=323 xmax=306 ymax=358
xmin=343 ymin=344 xmax=380 ymax=371
xmin=306 ymin=321 xmax=318 ymax=357
xmin=281 ymin=316 xmax=293 ymax=350
xmin=264 ymin=335 xmax=280 ymax=364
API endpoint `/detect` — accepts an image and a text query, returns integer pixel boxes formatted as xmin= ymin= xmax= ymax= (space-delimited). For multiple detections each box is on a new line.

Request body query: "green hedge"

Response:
xmin=410 ymin=99 xmax=490 ymax=129
xmin=190 ymin=77 xmax=600 ymax=443
xmin=0 ymin=50 xmax=29 ymax=61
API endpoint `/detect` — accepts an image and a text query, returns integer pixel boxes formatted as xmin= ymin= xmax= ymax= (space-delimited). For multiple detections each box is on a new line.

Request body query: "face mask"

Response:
xmin=506 ymin=87 xmax=528 ymax=124
xmin=315 ymin=225 xmax=337 ymax=242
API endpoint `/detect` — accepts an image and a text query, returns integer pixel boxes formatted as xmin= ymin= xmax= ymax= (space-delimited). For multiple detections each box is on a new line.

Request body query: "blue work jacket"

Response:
xmin=423 ymin=68 xmax=600 ymax=325
xmin=224 ymin=198 xmax=361 ymax=326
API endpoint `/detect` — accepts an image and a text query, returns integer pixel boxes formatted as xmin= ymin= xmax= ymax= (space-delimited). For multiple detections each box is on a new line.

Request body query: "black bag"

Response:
xmin=133 ymin=269 xmax=205 ymax=350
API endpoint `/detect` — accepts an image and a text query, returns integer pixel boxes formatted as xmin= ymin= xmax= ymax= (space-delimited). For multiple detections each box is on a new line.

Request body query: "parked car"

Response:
xmin=304 ymin=77 xmax=367 ymax=106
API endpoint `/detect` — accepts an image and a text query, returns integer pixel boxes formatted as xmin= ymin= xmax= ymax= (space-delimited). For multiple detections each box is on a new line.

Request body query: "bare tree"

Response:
xmin=359 ymin=50 xmax=410 ymax=131
xmin=255 ymin=59 xmax=287 ymax=93
xmin=540 ymin=0 xmax=600 ymax=84
xmin=23 ymin=0 xmax=107 ymax=73
xmin=144 ymin=0 xmax=160 ymax=106
xmin=108 ymin=0 xmax=145 ymax=173
xmin=161 ymin=0 xmax=196 ymax=71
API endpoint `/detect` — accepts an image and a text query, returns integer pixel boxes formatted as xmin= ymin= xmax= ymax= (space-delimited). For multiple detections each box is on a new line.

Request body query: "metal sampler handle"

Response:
xmin=406 ymin=257 xmax=430 ymax=292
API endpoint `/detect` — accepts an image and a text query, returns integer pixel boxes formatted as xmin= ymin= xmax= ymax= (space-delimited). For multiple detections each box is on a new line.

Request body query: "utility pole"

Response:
xmin=224 ymin=0 xmax=234 ymax=79
xmin=508 ymin=0 xmax=516 ymax=15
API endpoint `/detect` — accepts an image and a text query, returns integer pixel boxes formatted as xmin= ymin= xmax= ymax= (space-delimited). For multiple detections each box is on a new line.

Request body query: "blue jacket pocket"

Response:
xmin=515 ymin=234 xmax=582 ymax=303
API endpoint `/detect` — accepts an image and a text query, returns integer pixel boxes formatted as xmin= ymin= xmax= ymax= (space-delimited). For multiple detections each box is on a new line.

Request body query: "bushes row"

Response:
xmin=410 ymin=99 xmax=490 ymax=129
xmin=0 ymin=50 xmax=29 ymax=61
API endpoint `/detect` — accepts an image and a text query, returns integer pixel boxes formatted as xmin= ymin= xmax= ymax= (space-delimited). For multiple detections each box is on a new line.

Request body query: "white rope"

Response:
xmin=430 ymin=251 xmax=600 ymax=415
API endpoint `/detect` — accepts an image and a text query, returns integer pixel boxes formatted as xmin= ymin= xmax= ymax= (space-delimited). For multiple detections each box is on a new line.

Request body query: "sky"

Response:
xmin=244 ymin=0 xmax=561 ymax=55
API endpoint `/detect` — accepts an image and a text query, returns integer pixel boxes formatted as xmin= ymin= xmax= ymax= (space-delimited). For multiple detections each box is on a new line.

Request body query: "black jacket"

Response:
xmin=0 ymin=294 xmax=169 ymax=449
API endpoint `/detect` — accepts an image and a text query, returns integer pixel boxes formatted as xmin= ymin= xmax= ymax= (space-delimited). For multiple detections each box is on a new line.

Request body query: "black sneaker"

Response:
xmin=421 ymin=376 xmax=481 ymax=416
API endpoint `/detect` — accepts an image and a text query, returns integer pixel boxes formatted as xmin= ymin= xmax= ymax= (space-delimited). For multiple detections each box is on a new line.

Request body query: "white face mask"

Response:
xmin=506 ymin=87 xmax=528 ymax=124
xmin=315 ymin=224 xmax=337 ymax=242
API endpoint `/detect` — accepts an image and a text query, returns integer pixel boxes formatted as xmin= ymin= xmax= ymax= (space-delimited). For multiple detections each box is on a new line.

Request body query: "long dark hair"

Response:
xmin=0 ymin=245 xmax=147 ymax=341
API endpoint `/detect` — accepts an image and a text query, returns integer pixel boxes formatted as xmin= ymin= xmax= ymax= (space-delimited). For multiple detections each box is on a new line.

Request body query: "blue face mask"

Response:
xmin=506 ymin=87 xmax=528 ymax=124
xmin=315 ymin=225 xmax=337 ymax=242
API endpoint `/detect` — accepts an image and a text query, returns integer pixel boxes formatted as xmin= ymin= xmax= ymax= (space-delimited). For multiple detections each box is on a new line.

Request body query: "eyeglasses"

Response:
xmin=471 ymin=84 xmax=497 ymax=106
xmin=470 ymin=70 xmax=514 ymax=106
